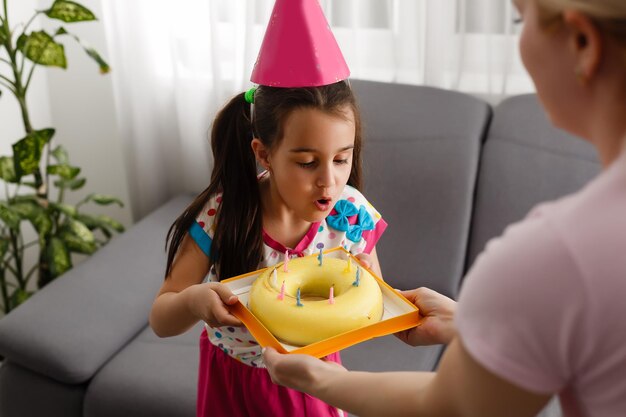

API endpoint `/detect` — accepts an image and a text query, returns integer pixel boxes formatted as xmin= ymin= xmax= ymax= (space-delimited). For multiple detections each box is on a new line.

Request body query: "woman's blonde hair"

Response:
xmin=535 ymin=0 xmax=626 ymax=49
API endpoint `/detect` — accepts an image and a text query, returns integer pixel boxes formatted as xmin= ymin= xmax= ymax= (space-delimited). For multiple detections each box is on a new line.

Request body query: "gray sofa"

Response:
xmin=0 ymin=80 xmax=599 ymax=417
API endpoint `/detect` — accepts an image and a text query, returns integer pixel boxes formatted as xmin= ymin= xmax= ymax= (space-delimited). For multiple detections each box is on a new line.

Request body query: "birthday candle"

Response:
xmin=277 ymin=281 xmax=285 ymax=300
xmin=329 ymin=285 xmax=335 ymax=304
xmin=346 ymin=256 xmax=351 ymax=272
xmin=272 ymin=268 xmax=278 ymax=287
xmin=296 ymin=287 xmax=303 ymax=307
xmin=318 ymin=248 xmax=323 ymax=266
xmin=283 ymin=250 xmax=289 ymax=273
xmin=353 ymin=266 xmax=360 ymax=287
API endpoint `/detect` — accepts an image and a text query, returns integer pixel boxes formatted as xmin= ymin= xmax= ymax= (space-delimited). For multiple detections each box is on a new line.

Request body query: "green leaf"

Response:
xmin=97 ymin=215 xmax=125 ymax=233
xmin=76 ymin=213 xmax=124 ymax=233
xmin=32 ymin=211 xmax=53 ymax=243
xmin=45 ymin=1 xmax=96 ymax=23
xmin=0 ymin=23 xmax=6 ymax=44
xmin=47 ymin=164 xmax=80 ymax=179
xmin=0 ymin=203 xmax=21 ymax=229
xmin=49 ymin=202 xmax=77 ymax=218
xmin=55 ymin=26 xmax=109 ymax=73
xmin=53 ymin=177 xmax=86 ymax=190
xmin=68 ymin=177 xmax=86 ymax=190
xmin=83 ymin=44 xmax=109 ymax=74
xmin=59 ymin=227 xmax=97 ymax=254
xmin=11 ymin=194 xmax=40 ymax=204
xmin=17 ymin=31 xmax=67 ymax=68
xmin=12 ymin=129 xmax=55 ymax=179
xmin=84 ymin=194 xmax=124 ymax=207
xmin=0 ymin=238 xmax=9 ymax=259
xmin=67 ymin=218 xmax=94 ymax=243
xmin=20 ymin=181 xmax=39 ymax=189
xmin=0 ymin=156 xmax=18 ymax=183
xmin=99 ymin=226 xmax=112 ymax=239
xmin=44 ymin=237 xmax=71 ymax=278
xmin=9 ymin=288 xmax=33 ymax=310
xmin=9 ymin=200 xmax=42 ymax=221
xmin=51 ymin=145 xmax=69 ymax=165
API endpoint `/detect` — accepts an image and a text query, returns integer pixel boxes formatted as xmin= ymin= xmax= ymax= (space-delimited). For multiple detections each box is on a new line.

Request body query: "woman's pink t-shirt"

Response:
xmin=457 ymin=150 xmax=626 ymax=416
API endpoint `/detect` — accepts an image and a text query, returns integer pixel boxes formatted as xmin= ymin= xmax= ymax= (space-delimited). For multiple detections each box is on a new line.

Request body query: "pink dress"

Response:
xmin=190 ymin=184 xmax=387 ymax=416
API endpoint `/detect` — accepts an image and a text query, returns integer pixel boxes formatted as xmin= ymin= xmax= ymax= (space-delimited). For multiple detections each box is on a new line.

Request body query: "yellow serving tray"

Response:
xmin=221 ymin=247 xmax=422 ymax=358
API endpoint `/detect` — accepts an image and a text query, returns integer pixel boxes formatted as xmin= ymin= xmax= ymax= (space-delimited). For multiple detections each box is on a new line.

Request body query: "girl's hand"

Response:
xmin=395 ymin=287 xmax=457 ymax=346
xmin=262 ymin=347 xmax=347 ymax=392
xmin=186 ymin=282 xmax=242 ymax=327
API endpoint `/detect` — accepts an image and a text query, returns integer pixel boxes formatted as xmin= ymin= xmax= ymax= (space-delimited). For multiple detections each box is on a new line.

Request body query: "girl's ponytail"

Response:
xmin=165 ymin=93 xmax=264 ymax=280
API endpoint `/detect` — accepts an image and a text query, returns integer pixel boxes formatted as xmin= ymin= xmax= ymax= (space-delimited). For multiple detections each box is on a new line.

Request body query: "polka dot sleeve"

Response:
xmin=189 ymin=193 xmax=222 ymax=258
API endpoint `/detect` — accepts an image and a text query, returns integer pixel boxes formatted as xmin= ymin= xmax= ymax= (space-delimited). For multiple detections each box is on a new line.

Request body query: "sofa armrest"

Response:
xmin=0 ymin=195 xmax=193 ymax=384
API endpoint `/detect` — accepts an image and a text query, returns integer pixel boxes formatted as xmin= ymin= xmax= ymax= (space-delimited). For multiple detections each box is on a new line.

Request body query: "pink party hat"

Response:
xmin=250 ymin=0 xmax=350 ymax=87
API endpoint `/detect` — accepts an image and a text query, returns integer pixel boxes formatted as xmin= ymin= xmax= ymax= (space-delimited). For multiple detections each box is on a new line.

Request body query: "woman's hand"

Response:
xmin=395 ymin=287 xmax=457 ymax=346
xmin=263 ymin=347 xmax=347 ymax=392
xmin=185 ymin=282 xmax=242 ymax=327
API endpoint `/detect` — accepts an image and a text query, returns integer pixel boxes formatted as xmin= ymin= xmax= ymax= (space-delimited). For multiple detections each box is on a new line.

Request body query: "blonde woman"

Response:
xmin=262 ymin=0 xmax=626 ymax=415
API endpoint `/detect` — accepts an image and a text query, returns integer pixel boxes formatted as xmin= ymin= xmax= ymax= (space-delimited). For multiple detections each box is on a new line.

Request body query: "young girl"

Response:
xmin=149 ymin=80 xmax=387 ymax=417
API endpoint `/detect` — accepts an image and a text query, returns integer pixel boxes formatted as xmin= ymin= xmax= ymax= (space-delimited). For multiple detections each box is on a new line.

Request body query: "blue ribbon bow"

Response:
xmin=327 ymin=200 xmax=375 ymax=243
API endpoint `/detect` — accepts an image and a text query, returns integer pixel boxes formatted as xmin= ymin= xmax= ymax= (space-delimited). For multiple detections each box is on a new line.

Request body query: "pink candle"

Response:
xmin=283 ymin=250 xmax=289 ymax=272
xmin=277 ymin=281 xmax=285 ymax=300
xmin=329 ymin=285 xmax=335 ymax=304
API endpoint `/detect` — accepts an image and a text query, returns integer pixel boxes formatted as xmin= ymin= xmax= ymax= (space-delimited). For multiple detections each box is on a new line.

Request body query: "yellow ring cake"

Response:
xmin=248 ymin=254 xmax=384 ymax=346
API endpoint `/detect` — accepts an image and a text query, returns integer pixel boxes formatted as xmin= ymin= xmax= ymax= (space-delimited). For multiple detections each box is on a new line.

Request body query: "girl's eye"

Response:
xmin=298 ymin=161 xmax=316 ymax=168
xmin=334 ymin=159 xmax=349 ymax=165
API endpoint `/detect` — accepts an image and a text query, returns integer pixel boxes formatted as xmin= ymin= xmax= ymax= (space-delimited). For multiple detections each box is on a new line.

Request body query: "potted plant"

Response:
xmin=0 ymin=0 xmax=124 ymax=316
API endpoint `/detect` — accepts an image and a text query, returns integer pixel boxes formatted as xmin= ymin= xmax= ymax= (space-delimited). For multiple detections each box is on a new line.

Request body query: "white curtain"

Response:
xmin=102 ymin=0 xmax=533 ymax=219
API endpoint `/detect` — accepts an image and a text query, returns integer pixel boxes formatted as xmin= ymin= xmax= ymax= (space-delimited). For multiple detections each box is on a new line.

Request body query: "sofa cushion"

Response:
xmin=84 ymin=323 xmax=202 ymax=417
xmin=0 ymin=361 xmax=86 ymax=417
xmin=466 ymin=94 xmax=600 ymax=269
xmin=351 ymin=80 xmax=491 ymax=298
xmin=0 ymin=195 xmax=193 ymax=384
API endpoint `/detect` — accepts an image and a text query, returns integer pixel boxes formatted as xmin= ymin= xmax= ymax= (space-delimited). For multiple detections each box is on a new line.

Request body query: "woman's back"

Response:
xmin=457 ymin=148 xmax=626 ymax=416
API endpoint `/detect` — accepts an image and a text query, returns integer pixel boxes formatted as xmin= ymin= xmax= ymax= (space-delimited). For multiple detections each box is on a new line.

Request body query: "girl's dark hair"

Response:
xmin=165 ymin=81 xmax=362 ymax=280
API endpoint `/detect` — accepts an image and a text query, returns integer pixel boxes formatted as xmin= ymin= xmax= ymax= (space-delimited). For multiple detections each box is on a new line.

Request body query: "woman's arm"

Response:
xmin=149 ymin=234 xmax=241 ymax=337
xmin=263 ymin=337 xmax=551 ymax=417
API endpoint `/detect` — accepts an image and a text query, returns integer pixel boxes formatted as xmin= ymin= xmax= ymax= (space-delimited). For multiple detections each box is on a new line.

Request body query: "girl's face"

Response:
xmin=263 ymin=106 xmax=355 ymax=223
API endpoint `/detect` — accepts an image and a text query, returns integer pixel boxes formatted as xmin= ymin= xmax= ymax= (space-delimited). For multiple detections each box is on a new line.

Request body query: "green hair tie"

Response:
xmin=244 ymin=87 xmax=257 ymax=104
